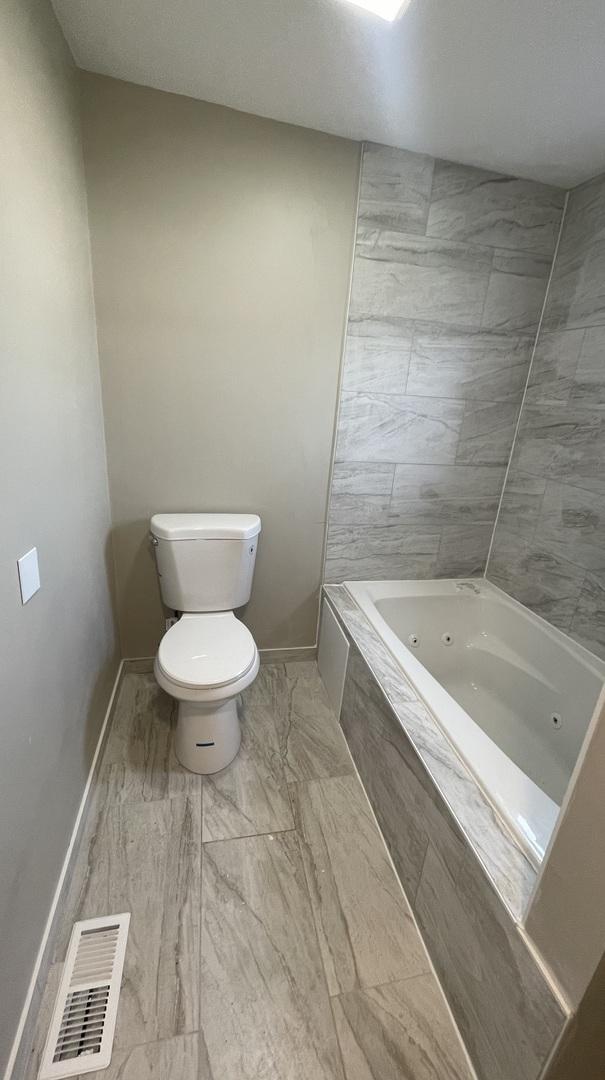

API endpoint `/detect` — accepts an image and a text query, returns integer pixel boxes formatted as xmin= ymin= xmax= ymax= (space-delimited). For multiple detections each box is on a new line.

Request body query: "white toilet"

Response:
xmin=150 ymin=512 xmax=261 ymax=774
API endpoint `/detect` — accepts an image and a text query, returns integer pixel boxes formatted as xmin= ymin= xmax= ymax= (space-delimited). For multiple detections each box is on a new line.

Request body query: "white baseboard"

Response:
xmin=3 ymin=659 xmax=125 ymax=1080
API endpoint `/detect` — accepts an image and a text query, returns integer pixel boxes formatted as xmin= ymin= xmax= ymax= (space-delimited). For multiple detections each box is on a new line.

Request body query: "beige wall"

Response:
xmin=0 ymin=2 xmax=118 ymax=1070
xmin=80 ymin=74 xmax=359 ymax=656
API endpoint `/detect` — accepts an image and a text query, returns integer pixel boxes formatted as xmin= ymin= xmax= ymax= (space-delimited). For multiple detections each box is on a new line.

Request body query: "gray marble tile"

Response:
xmin=325 ymin=523 xmax=439 ymax=583
xmin=291 ymin=774 xmax=429 ymax=995
xmin=325 ymin=587 xmax=538 ymax=919
xmin=350 ymin=233 xmax=492 ymax=327
xmin=66 ymin=1034 xmax=208 ymax=1080
xmin=513 ymin=404 xmax=605 ymax=495
xmin=482 ymin=249 xmax=551 ymax=333
xmin=435 ymin=523 xmax=493 ymax=577
xmin=331 ymin=461 xmax=395 ymax=496
xmin=456 ymin=400 xmax=520 ymax=465
xmin=201 ymin=832 xmax=344 ymax=1080
xmin=339 ymin=646 xmax=466 ymax=902
xmin=570 ymin=569 xmax=605 ymax=661
xmin=487 ymin=529 xmax=585 ymax=630
xmin=572 ymin=325 xmax=605 ymax=406
xmin=389 ymin=463 xmax=504 ymax=526
xmin=525 ymin=329 xmax=585 ymax=406
xmin=341 ymin=333 xmax=411 ymax=395
xmin=359 ymin=143 xmax=435 ymax=236
xmin=543 ymin=177 xmax=605 ymax=330
xmin=534 ymin=481 xmax=605 ymax=573
xmin=22 ymin=964 xmax=63 ymax=1080
xmin=407 ymin=326 xmax=532 ymax=402
xmin=335 ymin=392 xmax=464 ymax=464
xmin=100 ymin=673 xmax=200 ymax=805
xmin=202 ymin=665 xmax=294 ymax=842
xmin=53 ymin=793 xmax=201 ymax=1048
xmin=495 ymin=468 xmax=546 ymax=540
xmin=415 ymin=842 xmax=565 ymax=1080
xmin=426 ymin=160 xmax=563 ymax=255
xmin=328 ymin=492 xmax=392 ymax=526
xmin=332 ymin=975 xmax=473 ymax=1080
xmin=275 ymin=661 xmax=354 ymax=782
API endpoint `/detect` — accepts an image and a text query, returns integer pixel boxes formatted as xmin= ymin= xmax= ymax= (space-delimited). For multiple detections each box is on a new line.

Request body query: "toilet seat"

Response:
xmin=156 ymin=612 xmax=257 ymax=693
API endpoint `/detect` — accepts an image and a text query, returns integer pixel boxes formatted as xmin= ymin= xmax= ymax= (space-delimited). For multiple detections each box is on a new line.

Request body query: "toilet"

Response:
xmin=150 ymin=512 xmax=261 ymax=774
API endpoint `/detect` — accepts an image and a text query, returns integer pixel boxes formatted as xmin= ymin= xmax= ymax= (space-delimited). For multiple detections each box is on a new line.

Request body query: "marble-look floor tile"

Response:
xmin=335 ymin=391 xmax=464 ymax=464
xmin=426 ymin=160 xmax=563 ymax=255
xmin=407 ymin=326 xmax=532 ymax=402
xmin=571 ymin=325 xmax=605 ymax=406
xmin=202 ymin=666 xmax=294 ymax=842
xmin=341 ymin=334 xmax=411 ymax=395
xmin=359 ymin=143 xmax=434 ymax=236
xmin=53 ymin=793 xmax=201 ymax=1049
xmin=415 ymin=843 xmax=565 ymax=1080
xmin=544 ymin=236 xmax=605 ymax=330
xmin=332 ymin=975 xmax=473 ymax=1080
xmin=69 ymin=1034 xmax=208 ymax=1080
xmin=351 ymin=233 xmax=492 ymax=327
xmin=331 ymin=461 xmax=395 ymax=496
xmin=274 ymin=662 xmax=354 ymax=782
xmin=100 ymin=672 xmax=200 ymax=805
xmin=291 ymin=774 xmax=429 ymax=995
xmin=481 ymin=249 xmax=551 ymax=333
xmin=201 ymin=832 xmax=344 ymax=1080
xmin=456 ymin=399 xmax=520 ymax=465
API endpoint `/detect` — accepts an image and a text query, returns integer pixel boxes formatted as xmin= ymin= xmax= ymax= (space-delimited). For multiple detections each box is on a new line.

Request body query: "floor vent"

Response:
xmin=38 ymin=913 xmax=130 ymax=1079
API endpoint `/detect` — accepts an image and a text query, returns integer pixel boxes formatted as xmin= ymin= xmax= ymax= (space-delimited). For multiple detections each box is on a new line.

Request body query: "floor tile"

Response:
xmin=275 ymin=662 xmax=354 ymax=782
xmin=74 ymin=1033 xmax=206 ymax=1080
xmin=201 ymin=831 xmax=344 ymax=1080
xmin=291 ymin=774 xmax=429 ymax=995
xmin=100 ymin=672 xmax=200 ymax=805
xmin=202 ymin=667 xmax=294 ymax=841
xmin=53 ymin=793 xmax=201 ymax=1049
xmin=332 ymin=975 xmax=472 ymax=1080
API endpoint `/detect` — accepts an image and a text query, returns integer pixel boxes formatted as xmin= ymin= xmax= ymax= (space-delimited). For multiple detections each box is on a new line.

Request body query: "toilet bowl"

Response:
xmin=154 ymin=611 xmax=259 ymax=773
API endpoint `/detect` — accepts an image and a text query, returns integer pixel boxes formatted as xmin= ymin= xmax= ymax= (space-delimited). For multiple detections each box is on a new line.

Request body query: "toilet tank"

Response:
xmin=150 ymin=513 xmax=261 ymax=612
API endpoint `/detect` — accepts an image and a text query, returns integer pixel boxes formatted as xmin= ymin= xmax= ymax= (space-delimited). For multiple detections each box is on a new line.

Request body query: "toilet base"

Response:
xmin=175 ymin=697 xmax=241 ymax=774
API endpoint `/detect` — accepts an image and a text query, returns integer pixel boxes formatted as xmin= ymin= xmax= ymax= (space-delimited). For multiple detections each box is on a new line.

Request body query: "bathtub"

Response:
xmin=344 ymin=578 xmax=605 ymax=866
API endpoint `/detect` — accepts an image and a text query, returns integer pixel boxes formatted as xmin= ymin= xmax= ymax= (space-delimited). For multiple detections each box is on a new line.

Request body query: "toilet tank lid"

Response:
xmin=150 ymin=513 xmax=261 ymax=541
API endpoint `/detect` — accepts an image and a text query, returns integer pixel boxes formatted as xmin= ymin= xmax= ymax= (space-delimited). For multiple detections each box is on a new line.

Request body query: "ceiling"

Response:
xmin=52 ymin=0 xmax=605 ymax=187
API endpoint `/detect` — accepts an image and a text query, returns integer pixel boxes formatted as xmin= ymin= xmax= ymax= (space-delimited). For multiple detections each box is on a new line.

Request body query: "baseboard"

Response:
xmin=3 ymin=659 xmax=126 ymax=1080
xmin=123 ymin=656 xmax=154 ymax=673
xmin=259 ymin=646 xmax=317 ymax=663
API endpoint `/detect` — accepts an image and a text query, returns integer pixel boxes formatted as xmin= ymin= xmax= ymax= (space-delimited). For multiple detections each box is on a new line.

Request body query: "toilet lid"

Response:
xmin=157 ymin=612 xmax=257 ymax=689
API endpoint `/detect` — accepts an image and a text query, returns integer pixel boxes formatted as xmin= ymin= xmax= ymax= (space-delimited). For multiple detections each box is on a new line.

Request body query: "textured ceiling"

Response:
xmin=53 ymin=0 xmax=605 ymax=186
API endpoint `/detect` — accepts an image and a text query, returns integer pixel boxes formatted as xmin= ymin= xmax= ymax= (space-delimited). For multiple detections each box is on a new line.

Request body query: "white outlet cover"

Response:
xmin=17 ymin=547 xmax=40 ymax=604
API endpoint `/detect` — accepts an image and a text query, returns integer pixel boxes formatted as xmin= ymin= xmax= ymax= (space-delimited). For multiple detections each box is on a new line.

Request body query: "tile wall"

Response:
xmin=325 ymin=143 xmax=564 ymax=582
xmin=487 ymin=172 xmax=605 ymax=660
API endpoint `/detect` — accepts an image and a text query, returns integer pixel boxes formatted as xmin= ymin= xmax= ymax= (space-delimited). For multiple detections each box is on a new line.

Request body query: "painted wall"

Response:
xmin=0 ymin=1 xmax=118 ymax=1070
xmin=487 ymin=173 xmax=605 ymax=661
xmin=80 ymin=74 xmax=359 ymax=656
xmin=324 ymin=143 xmax=564 ymax=583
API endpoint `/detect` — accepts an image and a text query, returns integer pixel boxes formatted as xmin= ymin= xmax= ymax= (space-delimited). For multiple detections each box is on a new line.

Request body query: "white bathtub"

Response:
xmin=344 ymin=578 xmax=605 ymax=866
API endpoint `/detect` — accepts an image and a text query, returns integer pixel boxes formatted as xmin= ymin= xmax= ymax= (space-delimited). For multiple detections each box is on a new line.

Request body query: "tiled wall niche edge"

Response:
xmin=323 ymin=587 xmax=567 ymax=1080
